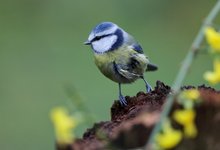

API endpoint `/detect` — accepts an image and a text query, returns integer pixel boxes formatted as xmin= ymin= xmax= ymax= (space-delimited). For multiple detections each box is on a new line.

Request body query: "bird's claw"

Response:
xmin=146 ymin=83 xmax=152 ymax=93
xmin=119 ymin=94 xmax=127 ymax=106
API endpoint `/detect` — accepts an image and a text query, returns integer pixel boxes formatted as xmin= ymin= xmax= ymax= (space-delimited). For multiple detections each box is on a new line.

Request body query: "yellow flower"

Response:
xmin=50 ymin=107 xmax=78 ymax=144
xmin=173 ymin=109 xmax=197 ymax=138
xmin=156 ymin=121 xmax=182 ymax=149
xmin=182 ymin=89 xmax=200 ymax=101
xmin=205 ymin=27 xmax=220 ymax=52
xmin=204 ymin=58 xmax=220 ymax=85
xmin=184 ymin=123 xmax=197 ymax=138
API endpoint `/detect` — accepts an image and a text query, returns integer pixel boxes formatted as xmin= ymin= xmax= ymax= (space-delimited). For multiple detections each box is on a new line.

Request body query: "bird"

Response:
xmin=84 ymin=22 xmax=157 ymax=106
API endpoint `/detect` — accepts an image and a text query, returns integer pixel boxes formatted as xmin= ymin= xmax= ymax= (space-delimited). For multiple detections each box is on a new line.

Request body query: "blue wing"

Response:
xmin=131 ymin=43 xmax=144 ymax=54
xmin=123 ymin=32 xmax=144 ymax=54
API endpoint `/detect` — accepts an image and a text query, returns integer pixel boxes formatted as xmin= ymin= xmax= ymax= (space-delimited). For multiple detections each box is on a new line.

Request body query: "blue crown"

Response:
xmin=93 ymin=22 xmax=115 ymax=34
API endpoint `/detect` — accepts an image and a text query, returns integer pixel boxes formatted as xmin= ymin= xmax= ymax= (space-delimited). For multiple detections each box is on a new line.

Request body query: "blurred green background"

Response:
xmin=0 ymin=0 xmax=220 ymax=150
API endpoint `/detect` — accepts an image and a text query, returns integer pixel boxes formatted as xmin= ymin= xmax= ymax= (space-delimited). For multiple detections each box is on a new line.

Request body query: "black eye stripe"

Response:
xmin=93 ymin=36 xmax=102 ymax=41
xmin=91 ymin=34 xmax=113 ymax=42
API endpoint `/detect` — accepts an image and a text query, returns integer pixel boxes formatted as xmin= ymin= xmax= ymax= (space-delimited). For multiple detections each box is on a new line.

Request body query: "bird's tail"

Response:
xmin=146 ymin=63 xmax=158 ymax=71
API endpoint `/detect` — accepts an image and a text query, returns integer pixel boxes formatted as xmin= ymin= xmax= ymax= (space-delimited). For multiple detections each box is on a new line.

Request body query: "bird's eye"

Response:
xmin=94 ymin=36 xmax=102 ymax=41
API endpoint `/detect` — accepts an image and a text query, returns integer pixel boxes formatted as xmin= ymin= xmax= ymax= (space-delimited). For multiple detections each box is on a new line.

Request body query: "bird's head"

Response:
xmin=84 ymin=22 xmax=124 ymax=54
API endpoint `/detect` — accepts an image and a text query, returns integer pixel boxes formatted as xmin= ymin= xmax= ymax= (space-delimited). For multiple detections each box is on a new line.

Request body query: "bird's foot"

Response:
xmin=146 ymin=83 xmax=152 ymax=93
xmin=119 ymin=94 xmax=127 ymax=106
xmin=141 ymin=76 xmax=153 ymax=93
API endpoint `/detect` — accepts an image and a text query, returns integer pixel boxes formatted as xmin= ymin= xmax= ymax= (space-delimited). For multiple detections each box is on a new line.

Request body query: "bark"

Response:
xmin=57 ymin=81 xmax=220 ymax=150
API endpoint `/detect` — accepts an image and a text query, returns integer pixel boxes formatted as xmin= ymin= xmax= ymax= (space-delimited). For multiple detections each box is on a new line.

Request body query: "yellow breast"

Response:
xmin=94 ymin=50 xmax=124 ymax=82
xmin=93 ymin=47 xmax=148 ymax=83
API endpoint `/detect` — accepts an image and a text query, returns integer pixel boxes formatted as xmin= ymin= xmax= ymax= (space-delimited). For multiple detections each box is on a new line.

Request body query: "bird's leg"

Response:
xmin=118 ymin=83 xmax=127 ymax=106
xmin=141 ymin=76 xmax=152 ymax=93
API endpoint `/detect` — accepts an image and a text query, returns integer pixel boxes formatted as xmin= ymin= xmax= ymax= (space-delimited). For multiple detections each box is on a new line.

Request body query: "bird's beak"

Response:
xmin=84 ymin=40 xmax=91 ymax=45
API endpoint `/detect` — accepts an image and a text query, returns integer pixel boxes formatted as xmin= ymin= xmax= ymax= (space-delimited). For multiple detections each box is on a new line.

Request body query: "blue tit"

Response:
xmin=84 ymin=22 xmax=157 ymax=106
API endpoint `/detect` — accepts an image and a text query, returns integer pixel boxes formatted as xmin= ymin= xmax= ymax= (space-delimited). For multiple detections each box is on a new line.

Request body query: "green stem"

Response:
xmin=145 ymin=1 xmax=220 ymax=149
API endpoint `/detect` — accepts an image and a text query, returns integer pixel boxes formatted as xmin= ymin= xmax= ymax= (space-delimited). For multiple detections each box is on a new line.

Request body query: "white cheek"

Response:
xmin=92 ymin=35 xmax=117 ymax=53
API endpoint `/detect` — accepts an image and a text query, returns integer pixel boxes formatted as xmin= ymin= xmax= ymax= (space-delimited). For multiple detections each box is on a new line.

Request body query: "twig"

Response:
xmin=144 ymin=1 xmax=220 ymax=149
